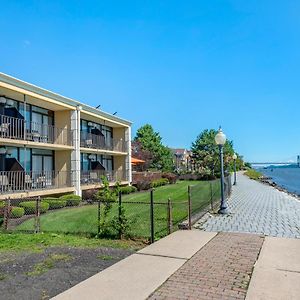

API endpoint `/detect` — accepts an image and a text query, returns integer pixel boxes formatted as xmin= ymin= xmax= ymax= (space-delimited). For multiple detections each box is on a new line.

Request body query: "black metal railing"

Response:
xmin=80 ymin=131 xmax=126 ymax=152
xmin=0 ymin=114 xmax=73 ymax=146
xmin=80 ymin=170 xmax=127 ymax=185
xmin=0 ymin=170 xmax=73 ymax=194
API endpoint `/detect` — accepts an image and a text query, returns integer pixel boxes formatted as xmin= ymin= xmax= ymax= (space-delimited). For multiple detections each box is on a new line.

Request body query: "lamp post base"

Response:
xmin=218 ymin=207 xmax=230 ymax=214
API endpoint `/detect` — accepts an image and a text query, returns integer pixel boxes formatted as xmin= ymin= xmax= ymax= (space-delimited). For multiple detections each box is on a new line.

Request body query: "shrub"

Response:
xmin=19 ymin=201 xmax=49 ymax=214
xmin=244 ymin=169 xmax=262 ymax=180
xmin=119 ymin=186 xmax=137 ymax=194
xmin=150 ymin=178 xmax=169 ymax=188
xmin=162 ymin=173 xmax=177 ymax=184
xmin=11 ymin=207 xmax=25 ymax=218
xmin=82 ymin=189 xmax=98 ymax=201
xmin=59 ymin=194 xmax=82 ymax=206
xmin=135 ymin=180 xmax=152 ymax=191
xmin=42 ymin=198 xmax=67 ymax=209
xmin=0 ymin=201 xmax=5 ymax=208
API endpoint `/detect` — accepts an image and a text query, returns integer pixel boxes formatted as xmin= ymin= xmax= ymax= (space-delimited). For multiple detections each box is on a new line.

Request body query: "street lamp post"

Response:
xmin=215 ymin=127 xmax=229 ymax=214
xmin=233 ymin=153 xmax=237 ymax=185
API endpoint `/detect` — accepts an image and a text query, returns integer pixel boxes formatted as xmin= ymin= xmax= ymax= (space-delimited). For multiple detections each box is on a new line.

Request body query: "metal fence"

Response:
xmin=1 ymin=175 xmax=233 ymax=242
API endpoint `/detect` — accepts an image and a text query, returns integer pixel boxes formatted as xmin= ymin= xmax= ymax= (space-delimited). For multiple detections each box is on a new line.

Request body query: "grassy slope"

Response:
xmin=244 ymin=169 xmax=262 ymax=180
xmin=17 ymin=181 xmax=213 ymax=238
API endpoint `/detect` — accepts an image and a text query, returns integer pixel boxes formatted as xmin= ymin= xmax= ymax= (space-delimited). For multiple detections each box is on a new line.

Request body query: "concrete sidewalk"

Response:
xmin=53 ymin=231 xmax=216 ymax=300
xmin=52 ymin=230 xmax=300 ymax=299
xmin=246 ymin=237 xmax=300 ymax=300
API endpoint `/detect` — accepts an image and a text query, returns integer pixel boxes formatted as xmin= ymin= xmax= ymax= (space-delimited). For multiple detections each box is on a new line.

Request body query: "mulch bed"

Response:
xmin=0 ymin=246 xmax=134 ymax=300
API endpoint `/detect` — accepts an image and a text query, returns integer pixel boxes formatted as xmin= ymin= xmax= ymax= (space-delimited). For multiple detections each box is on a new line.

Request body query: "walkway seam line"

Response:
xmin=276 ymin=268 xmax=300 ymax=274
xmin=135 ymin=252 xmax=188 ymax=261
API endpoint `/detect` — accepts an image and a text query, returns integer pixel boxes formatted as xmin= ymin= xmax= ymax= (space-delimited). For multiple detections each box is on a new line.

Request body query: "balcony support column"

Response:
xmin=125 ymin=126 xmax=132 ymax=183
xmin=71 ymin=106 xmax=82 ymax=196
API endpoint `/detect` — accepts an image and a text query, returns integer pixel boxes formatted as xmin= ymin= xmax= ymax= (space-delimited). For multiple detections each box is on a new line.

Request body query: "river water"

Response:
xmin=258 ymin=167 xmax=300 ymax=196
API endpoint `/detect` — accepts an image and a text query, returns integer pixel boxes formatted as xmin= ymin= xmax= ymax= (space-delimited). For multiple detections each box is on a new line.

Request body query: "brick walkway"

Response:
xmin=148 ymin=232 xmax=264 ymax=300
xmin=196 ymin=173 xmax=300 ymax=238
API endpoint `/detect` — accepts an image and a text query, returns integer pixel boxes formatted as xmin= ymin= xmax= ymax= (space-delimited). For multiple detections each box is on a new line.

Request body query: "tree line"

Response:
xmin=132 ymin=124 xmax=245 ymax=178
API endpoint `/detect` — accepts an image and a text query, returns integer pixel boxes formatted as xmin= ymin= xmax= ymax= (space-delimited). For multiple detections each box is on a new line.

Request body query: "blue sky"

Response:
xmin=0 ymin=0 xmax=300 ymax=162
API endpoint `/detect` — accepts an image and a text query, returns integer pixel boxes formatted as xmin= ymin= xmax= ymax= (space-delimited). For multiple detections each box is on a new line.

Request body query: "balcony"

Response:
xmin=0 ymin=115 xmax=73 ymax=146
xmin=0 ymin=170 xmax=74 ymax=195
xmin=80 ymin=170 xmax=127 ymax=185
xmin=80 ymin=131 xmax=126 ymax=153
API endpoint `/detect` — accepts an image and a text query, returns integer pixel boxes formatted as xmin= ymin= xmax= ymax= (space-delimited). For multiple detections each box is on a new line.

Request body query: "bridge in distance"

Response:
xmin=250 ymin=162 xmax=298 ymax=167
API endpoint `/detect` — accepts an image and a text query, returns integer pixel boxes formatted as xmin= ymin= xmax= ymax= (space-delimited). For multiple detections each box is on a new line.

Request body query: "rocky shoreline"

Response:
xmin=260 ymin=176 xmax=300 ymax=200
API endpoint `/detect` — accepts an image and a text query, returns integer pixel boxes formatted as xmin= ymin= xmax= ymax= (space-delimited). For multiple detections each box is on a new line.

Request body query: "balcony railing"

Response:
xmin=80 ymin=131 xmax=126 ymax=152
xmin=0 ymin=115 xmax=73 ymax=146
xmin=80 ymin=170 xmax=127 ymax=185
xmin=0 ymin=170 xmax=74 ymax=194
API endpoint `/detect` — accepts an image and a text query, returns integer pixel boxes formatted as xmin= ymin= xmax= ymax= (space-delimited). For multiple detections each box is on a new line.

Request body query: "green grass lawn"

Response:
xmin=16 ymin=180 xmax=218 ymax=239
xmin=244 ymin=169 xmax=262 ymax=180
xmin=0 ymin=232 xmax=144 ymax=252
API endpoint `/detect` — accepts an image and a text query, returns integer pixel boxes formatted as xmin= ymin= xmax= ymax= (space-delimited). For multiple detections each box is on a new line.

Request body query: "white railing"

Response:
xmin=80 ymin=131 xmax=126 ymax=152
xmin=0 ymin=115 xmax=73 ymax=146
xmin=0 ymin=170 xmax=73 ymax=194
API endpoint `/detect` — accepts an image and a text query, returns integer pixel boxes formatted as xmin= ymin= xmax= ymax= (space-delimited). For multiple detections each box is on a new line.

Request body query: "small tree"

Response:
xmin=134 ymin=124 xmax=174 ymax=171
xmin=95 ymin=176 xmax=117 ymax=236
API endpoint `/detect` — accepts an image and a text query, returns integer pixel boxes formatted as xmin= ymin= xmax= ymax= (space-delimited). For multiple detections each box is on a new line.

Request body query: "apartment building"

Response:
xmin=0 ymin=73 xmax=132 ymax=200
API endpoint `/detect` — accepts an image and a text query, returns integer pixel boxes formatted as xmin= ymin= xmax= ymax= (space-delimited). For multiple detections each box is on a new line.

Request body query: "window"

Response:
xmin=102 ymin=155 xmax=113 ymax=171
xmin=81 ymin=120 xmax=88 ymax=133
xmin=31 ymin=149 xmax=54 ymax=173
xmin=19 ymin=148 xmax=31 ymax=171
xmin=101 ymin=125 xmax=113 ymax=145
xmin=81 ymin=153 xmax=90 ymax=171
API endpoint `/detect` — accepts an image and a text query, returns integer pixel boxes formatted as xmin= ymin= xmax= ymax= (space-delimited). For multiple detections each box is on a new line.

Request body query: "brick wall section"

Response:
xmin=148 ymin=232 xmax=264 ymax=300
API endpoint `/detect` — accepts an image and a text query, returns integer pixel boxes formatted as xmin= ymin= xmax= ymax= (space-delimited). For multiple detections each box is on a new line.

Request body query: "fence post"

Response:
xmin=118 ymin=191 xmax=122 ymax=239
xmin=3 ymin=197 xmax=10 ymax=231
xmin=167 ymin=198 xmax=173 ymax=235
xmin=210 ymin=182 xmax=214 ymax=210
xmin=97 ymin=200 xmax=101 ymax=236
xmin=150 ymin=189 xmax=154 ymax=243
xmin=35 ymin=196 xmax=41 ymax=233
xmin=188 ymin=186 xmax=192 ymax=230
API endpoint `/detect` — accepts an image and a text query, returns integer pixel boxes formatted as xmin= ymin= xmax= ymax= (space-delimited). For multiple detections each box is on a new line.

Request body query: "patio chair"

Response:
xmin=0 ymin=123 xmax=9 ymax=137
xmin=0 ymin=175 xmax=10 ymax=192
xmin=24 ymin=174 xmax=33 ymax=189
xmin=86 ymin=139 xmax=93 ymax=147
xmin=90 ymin=172 xmax=100 ymax=183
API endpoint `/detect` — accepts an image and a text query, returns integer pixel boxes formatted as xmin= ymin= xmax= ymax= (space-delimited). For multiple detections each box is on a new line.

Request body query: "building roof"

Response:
xmin=0 ymin=72 xmax=132 ymax=126
xmin=171 ymin=148 xmax=188 ymax=155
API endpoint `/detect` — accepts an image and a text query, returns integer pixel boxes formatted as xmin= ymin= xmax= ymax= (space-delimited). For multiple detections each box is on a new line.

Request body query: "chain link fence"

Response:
xmin=1 ymin=175 xmax=233 ymax=242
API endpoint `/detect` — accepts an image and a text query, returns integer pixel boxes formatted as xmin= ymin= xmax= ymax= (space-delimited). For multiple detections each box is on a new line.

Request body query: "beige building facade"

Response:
xmin=0 ymin=73 xmax=132 ymax=199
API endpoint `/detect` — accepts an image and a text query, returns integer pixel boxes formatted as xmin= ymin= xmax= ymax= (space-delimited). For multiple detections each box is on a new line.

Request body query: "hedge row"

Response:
xmin=119 ymin=186 xmax=138 ymax=194
xmin=150 ymin=178 xmax=169 ymax=188
xmin=0 ymin=194 xmax=82 ymax=219
xmin=19 ymin=201 xmax=50 ymax=214
xmin=11 ymin=207 xmax=25 ymax=218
